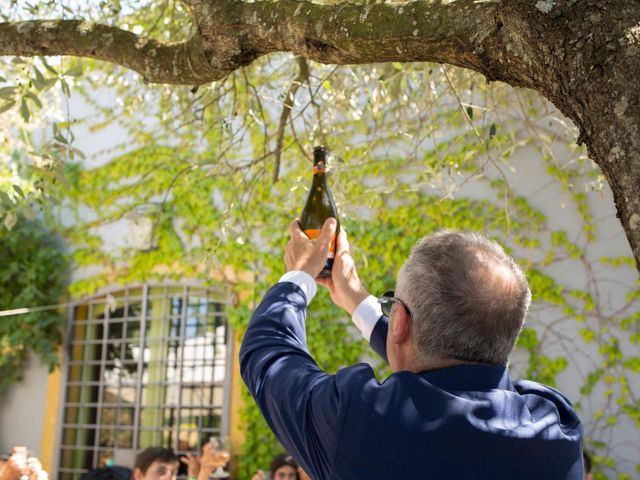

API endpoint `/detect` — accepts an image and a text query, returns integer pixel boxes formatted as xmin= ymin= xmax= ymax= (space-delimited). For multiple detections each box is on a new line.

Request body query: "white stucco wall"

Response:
xmin=470 ymin=144 xmax=639 ymax=475
xmin=0 ymin=352 xmax=50 ymax=455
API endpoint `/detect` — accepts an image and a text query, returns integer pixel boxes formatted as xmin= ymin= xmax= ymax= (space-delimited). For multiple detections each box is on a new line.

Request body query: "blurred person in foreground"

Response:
xmin=240 ymin=218 xmax=584 ymax=479
xmin=0 ymin=447 xmax=48 ymax=480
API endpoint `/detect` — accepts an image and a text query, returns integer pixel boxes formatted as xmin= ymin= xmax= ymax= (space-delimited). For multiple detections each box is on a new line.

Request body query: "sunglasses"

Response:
xmin=377 ymin=291 xmax=412 ymax=317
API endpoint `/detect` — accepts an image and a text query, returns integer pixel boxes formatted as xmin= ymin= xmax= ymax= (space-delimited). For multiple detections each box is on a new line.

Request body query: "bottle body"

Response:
xmin=299 ymin=146 xmax=339 ymax=278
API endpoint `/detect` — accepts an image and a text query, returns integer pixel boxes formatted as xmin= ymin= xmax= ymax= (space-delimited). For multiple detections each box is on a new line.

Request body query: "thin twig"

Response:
xmin=273 ymin=56 xmax=309 ymax=183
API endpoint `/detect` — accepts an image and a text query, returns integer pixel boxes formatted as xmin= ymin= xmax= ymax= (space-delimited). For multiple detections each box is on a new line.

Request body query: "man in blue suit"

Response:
xmin=240 ymin=218 xmax=583 ymax=479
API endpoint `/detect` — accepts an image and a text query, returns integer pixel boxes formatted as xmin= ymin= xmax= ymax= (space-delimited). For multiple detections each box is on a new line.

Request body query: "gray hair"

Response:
xmin=395 ymin=231 xmax=531 ymax=366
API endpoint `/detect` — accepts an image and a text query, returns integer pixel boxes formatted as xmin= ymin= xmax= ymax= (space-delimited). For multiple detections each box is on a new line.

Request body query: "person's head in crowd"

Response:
xmin=269 ymin=454 xmax=299 ymax=480
xmin=132 ymin=448 xmax=179 ymax=480
xmin=392 ymin=231 xmax=531 ymax=370
xmin=583 ymin=450 xmax=592 ymax=480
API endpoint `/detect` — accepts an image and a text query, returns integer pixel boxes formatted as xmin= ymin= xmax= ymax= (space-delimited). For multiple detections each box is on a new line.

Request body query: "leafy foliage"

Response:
xmin=0 ymin=218 xmax=69 ymax=393
xmin=0 ymin=55 xmax=84 ymax=230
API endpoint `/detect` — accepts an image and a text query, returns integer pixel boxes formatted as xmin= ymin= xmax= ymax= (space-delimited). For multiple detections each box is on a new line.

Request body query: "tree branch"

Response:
xmin=0 ymin=0 xmax=506 ymax=86
xmin=273 ymin=56 xmax=309 ymax=183
xmin=193 ymin=0 xmax=504 ymax=78
xmin=0 ymin=20 xmax=227 ymax=84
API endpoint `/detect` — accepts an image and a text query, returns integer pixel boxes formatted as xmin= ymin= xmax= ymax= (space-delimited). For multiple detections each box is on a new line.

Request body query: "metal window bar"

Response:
xmin=132 ymin=285 xmax=149 ymax=451
xmin=201 ymin=290 xmax=209 ymax=451
xmin=119 ymin=286 xmax=132 ymax=442
xmin=222 ymin=302 xmax=233 ymax=444
xmin=176 ymin=285 xmax=188 ymax=452
xmin=92 ymin=300 xmax=110 ymax=466
xmin=80 ymin=301 xmax=95 ymax=467
xmin=52 ymin=301 xmax=77 ymax=478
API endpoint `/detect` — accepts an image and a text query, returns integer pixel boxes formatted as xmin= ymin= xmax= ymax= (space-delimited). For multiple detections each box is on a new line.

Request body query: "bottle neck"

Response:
xmin=312 ymin=160 xmax=327 ymax=176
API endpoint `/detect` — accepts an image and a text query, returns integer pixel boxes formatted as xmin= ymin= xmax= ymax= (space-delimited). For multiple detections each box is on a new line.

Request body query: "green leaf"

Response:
xmin=33 ymin=66 xmax=46 ymax=90
xmin=43 ymin=77 xmax=58 ymax=89
xmin=64 ymin=66 xmax=83 ymax=77
xmin=32 ymin=77 xmax=44 ymax=91
xmin=60 ymin=79 xmax=70 ymax=97
xmin=19 ymin=98 xmax=30 ymax=122
xmin=579 ymin=328 xmax=595 ymax=343
xmin=623 ymin=357 xmax=640 ymax=373
xmin=54 ymin=133 xmax=68 ymax=144
xmin=70 ymin=147 xmax=86 ymax=159
xmin=21 ymin=204 xmax=36 ymax=221
xmin=3 ymin=211 xmax=17 ymax=230
xmin=0 ymin=101 xmax=15 ymax=114
xmin=0 ymin=86 xmax=15 ymax=99
xmin=12 ymin=185 xmax=25 ymax=199
xmin=42 ymin=58 xmax=58 ymax=75
xmin=0 ymin=191 xmax=13 ymax=207
xmin=24 ymin=90 xmax=43 ymax=108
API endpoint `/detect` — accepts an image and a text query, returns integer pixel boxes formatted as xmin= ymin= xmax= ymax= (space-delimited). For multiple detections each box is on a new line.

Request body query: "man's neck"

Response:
xmin=410 ymin=356 xmax=469 ymax=374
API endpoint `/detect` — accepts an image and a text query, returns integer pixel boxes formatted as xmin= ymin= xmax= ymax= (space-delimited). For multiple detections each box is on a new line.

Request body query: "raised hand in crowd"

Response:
xmin=180 ymin=453 xmax=201 ymax=479
xmin=0 ymin=447 xmax=48 ymax=480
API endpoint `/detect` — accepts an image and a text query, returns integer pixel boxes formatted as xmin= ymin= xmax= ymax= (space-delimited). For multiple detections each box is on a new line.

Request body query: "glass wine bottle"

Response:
xmin=299 ymin=145 xmax=340 ymax=279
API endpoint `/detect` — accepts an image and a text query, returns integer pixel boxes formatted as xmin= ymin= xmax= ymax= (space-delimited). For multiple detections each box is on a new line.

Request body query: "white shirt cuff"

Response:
xmin=278 ymin=271 xmax=317 ymax=305
xmin=352 ymin=295 xmax=382 ymax=342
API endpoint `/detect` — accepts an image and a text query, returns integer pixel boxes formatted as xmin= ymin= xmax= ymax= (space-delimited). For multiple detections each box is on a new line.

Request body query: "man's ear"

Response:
xmin=390 ymin=304 xmax=411 ymax=344
xmin=133 ymin=468 xmax=144 ymax=480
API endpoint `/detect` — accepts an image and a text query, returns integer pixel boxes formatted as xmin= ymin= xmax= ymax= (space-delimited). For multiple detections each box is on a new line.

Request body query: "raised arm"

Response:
xmin=317 ymin=226 xmax=389 ymax=363
xmin=239 ymin=281 xmax=340 ymax=479
xmin=241 ymin=218 xmax=359 ymax=478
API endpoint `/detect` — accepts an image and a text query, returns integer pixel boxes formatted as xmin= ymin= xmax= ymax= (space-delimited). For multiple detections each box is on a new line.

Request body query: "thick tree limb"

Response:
xmin=0 ymin=0 xmax=504 ymax=85
xmin=0 ymin=20 xmax=224 ymax=84
xmin=193 ymin=0 xmax=503 ymax=78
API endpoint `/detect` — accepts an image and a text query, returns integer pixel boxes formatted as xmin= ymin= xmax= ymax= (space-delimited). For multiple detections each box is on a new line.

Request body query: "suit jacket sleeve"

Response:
xmin=240 ymin=282 xmax=351 ymax=479
xmin=369 ymin=315 xmax=389 ymax=364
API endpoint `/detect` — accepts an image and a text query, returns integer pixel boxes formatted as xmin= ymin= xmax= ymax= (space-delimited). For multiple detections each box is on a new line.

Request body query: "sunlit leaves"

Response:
xmin=0 ymin=54 xmax=85 ymax=229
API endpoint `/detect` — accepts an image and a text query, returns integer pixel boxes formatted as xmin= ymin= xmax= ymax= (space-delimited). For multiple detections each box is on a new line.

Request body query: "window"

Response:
xmin=58 ymin=285 xmax=230 ymax=480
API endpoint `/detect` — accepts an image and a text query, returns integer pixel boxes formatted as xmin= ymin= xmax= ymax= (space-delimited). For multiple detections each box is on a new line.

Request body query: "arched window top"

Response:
xmin=71 ymin=281 xmax=228 ymax=305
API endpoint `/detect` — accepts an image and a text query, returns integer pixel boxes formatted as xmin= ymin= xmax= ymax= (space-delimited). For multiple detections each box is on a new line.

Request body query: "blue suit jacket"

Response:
xmin=240 ymin=282 xmax=584 ymax=479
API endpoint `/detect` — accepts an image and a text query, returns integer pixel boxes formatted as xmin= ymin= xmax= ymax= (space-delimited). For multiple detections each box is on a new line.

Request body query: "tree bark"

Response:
xmin=0 ymin=0 xmax=639 ymax=271
xmin=0 ymin=20 xmax=223 ymax=84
